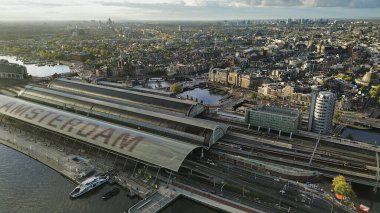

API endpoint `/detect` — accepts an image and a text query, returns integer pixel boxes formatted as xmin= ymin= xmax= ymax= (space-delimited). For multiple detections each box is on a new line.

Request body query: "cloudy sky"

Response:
xmin=0 ymin=0 xmax=379 ymax=21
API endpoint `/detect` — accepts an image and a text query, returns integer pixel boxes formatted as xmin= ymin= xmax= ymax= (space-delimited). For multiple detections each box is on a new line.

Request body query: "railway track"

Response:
xmin=215 ymin=140 xmax=370 ymax=173
xmin=182 ymin=160 xmax=330 ymax=213
xmin=206 ymin=117 xmax=379 ymax=188
xmin=227 ymin=127 xmax=376 ymax=166
xmin=210 ymin=145 xmax=378 ymax=186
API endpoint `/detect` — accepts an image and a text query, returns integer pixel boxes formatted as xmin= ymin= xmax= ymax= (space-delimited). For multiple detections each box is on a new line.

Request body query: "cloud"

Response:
xmin=95 ymin=0 xmax=207 ymax=8
xmin=3 ymin=0 xmax=380 ymax=9
xmin=183 ymin=0 xmax=207 ymax=7
xmin=227 ymin=0 xmax=380 ymax=8
xmin=0 ymin=0 xmax=90 ymax=9
xmin=226 ymin=0 xmax=301 ymax=7
xmin=0 ymin=0 xmax=379 ymax=21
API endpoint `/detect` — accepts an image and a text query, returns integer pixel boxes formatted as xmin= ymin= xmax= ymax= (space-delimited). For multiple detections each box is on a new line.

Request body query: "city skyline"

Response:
xmin=1 ymin=0 xmax=380 ymax=21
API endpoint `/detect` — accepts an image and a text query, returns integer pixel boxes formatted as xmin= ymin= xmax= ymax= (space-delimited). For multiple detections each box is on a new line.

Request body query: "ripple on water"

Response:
xmin=0 ymin=145 xmax=138 ymax=213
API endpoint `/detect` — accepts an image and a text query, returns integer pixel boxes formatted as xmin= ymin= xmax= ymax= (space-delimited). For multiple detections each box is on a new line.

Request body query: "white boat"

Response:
xmin=70 ymin=175 xmax=109 ymax=198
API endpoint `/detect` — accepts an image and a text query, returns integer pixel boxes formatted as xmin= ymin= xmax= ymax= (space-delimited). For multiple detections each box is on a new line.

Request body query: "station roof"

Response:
xmin=0 ymin=95 xmax=200 ymax=171
xmin=19 ymin=85 xmax=229 ymax=147
xmin=97 ymin=81 xmax=175 ymax=97
xmin=49 ymin=84 xmax=183 ymax=117
xmin=49 ymin=78 xmax=204 ymax=117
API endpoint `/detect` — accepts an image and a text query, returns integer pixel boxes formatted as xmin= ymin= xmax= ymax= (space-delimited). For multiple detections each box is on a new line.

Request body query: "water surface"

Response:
xmin=341 ymin=127 xmax=380 ymax=144
xmin=0 ymin=144 xmax=137 ymax=213
xmin=180 ymin=88 xmax=226 ymax=105
xmin=0 ymin=56 xmax=70 ymax=77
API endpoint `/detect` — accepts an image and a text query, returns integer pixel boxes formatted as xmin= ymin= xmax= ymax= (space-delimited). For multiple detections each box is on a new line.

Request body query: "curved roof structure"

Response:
xmin=49 ymin=78 xmax=204 ymax=117
xmin=19 ymin=85 xmax=229 ymax=147
xmin=97 ymin=81 xmax=175 ymax=97
xmin=0 ymin=95 xmax=200 ymax=171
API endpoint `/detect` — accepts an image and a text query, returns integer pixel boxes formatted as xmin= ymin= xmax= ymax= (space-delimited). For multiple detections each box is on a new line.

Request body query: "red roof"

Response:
xmin=335 ymin=193 xmax=345 ymax=200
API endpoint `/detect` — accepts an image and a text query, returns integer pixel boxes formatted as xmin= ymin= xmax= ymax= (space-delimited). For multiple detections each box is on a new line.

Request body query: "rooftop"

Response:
xmin=0 ymin=95 xmax=200 ymax=171
xmin=250 ymin=105 xmax=301 ymax=118
xmin=49 ymin=78 xmax=204 ymax=117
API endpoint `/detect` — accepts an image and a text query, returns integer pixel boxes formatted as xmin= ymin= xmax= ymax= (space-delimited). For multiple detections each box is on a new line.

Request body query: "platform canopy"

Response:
xmin=0 ymin=95 xmax=200 ymax=171
xmin=48 ymin=78 xmax=205 ymax=117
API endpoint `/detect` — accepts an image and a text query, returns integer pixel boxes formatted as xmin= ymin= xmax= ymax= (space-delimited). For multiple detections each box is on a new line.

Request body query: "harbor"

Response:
xmin=0 ymin=115 xmax=235 ymax=213
xmin=0 ymin=144 xmax=138 ymax=213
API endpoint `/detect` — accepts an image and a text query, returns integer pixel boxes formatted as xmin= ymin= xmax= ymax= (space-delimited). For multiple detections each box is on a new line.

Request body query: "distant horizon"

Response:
xmin=1 ymin=0 xmax=380 ymax=21
xmin=1 ymin=17 xmax=380 ymax=23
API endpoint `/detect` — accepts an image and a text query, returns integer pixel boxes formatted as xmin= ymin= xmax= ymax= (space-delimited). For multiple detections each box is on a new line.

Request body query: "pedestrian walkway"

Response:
xmin=173 ymin=182 xmax=264 ymax=213
xmin=128 ymin=186 xmax=179 ymax=213
xmin=0 ymin=125 xmax=83 ymax=184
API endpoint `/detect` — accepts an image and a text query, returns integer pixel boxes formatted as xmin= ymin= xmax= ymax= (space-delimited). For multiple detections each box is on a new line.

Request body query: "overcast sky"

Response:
xmin=1 ymin=0 xmax=379 ymax=21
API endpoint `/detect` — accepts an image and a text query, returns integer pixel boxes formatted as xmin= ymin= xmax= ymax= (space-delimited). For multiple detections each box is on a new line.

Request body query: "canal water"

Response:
xmin=179 ymin=88 xmax=226 ymax=105
xmin=0 ymin=56 xmax=70 ymax=77
xmin=141 ymin=80 xmax=227 ymax=105
xmin=144 ymin=80 xmax=171 ymax=89
xmin=341 ymin=127 xmax=380 ymax=144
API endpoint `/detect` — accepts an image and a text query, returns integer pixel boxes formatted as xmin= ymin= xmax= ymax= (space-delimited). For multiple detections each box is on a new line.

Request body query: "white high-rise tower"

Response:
xmin=309 ymin=91 xmax=336 ymax=134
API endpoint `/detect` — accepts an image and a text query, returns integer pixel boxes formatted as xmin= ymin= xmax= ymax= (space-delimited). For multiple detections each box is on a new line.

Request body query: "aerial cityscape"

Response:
xmin=0 ymin=1 xmax=380 ymax=213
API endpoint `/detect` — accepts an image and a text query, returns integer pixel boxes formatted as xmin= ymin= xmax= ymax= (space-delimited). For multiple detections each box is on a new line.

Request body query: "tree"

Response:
xmin=369 ymin=85 xmax=380 ymax=98
xmin=336 ymin=74 xmax=352 ymax=82
xmin=332 ymin=175 xmax=356 ymax=200
xmin=333 ymin=112 xmax=340 ymax=121
xmin=170 ymin=83 xmax=182 ymax=94
xmin=332 ymin=175 xmax=346 ymax=188
xmin=369 ymin=85 xmax=380 ymax=106
xmin=334 ymin=182 xmax=356 ymax=199
xmin=250 ymin=92 xmax=258 ymax=100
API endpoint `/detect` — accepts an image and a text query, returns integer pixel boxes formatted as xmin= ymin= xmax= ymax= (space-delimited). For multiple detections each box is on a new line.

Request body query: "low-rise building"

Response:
xmin=245 ymin=105 xmax=302 ymax=134
xmin=0 ymin=59 xmax=27 ymax=79
xmin=258 ymin=83 xmax=294 ymax=99
xmin=243 ymin=75 xmax=270 ymax=89
xmin=208 ymin=67 xmax=230 ymax=84
xmin=290 ymin=93 xmax=312 ymax=108
xmin=228 ymin=71 xmax=240 ymax=86
xmin=209 ymin=68 xmax=269 ymax=89
xmin=336 ymin=96 xmax=353 ymax=111
xmin=355 ymin=70 xmax=379 ymax=87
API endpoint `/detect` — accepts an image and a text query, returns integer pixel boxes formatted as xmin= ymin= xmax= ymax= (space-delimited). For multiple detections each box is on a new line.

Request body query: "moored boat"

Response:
xmin=102 ymin=188 xmax=120 ymax=200
xmin=70 ymin=175 xmax=109 ymax=198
